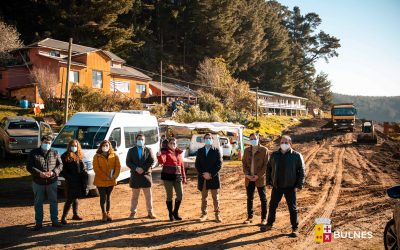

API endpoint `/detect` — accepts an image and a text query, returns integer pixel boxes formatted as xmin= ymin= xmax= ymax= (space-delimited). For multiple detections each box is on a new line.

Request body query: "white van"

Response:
xmin=189 ymin=134 xmax=223 ymax=156
xmin=52 ymin=111 xmax=159 ymax=195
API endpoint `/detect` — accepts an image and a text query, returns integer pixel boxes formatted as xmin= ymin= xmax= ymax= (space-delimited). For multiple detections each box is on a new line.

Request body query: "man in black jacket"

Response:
xmin=263 ymin=135 xmax=305 ymax=237
xmin=27 ymin=135 xmax=63 ymax=231
xmin=126 ymin=134 xmax=156 ymax=219
xmin=195 ymin=133 xmax=223 ymax=223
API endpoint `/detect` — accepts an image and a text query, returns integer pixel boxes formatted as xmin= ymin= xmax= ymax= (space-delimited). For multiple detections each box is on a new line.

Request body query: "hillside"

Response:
xmin=333 ymin=93 xmax=400 ymax=122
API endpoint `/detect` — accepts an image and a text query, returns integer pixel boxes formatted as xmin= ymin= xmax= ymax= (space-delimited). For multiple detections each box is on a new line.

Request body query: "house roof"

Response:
xmin=253 ymin=90 xmax=308 ymax=100
xmin=37 ymin=51 xmax=87 ymax=67
xmin=150 ymin=81 xmax=197 ymax=97
xmin=110 ymin=66 xmax=152 ymax=81
xmin=26 ymin=38 xmax=125 ymax=62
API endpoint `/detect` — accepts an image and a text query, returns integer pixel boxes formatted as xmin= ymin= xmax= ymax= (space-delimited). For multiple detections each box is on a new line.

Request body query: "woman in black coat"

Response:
xmin=60 ymin=140 xmax=88 ymax=224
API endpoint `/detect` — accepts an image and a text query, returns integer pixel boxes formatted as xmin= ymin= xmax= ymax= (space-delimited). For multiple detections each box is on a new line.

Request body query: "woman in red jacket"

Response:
xmin=157 ymin=137 xmax=186 ymax=221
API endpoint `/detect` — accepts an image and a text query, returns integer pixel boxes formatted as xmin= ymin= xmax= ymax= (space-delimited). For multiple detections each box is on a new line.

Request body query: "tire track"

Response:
xmin=296 ymin=133 xmax=349 ymax=248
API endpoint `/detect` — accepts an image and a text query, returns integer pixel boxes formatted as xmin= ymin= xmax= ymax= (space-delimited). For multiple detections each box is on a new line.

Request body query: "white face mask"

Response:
xmin=250 ymin=139 xmax=258 ymax=146
xmin=71 ymin=146 xmax=78 ymax=153
xmin=280 ymin=143 xmax=290 ymax=152
xmin=102 ymin=146 xmax=109 ymax=152
xmin=137 ymin=139 xmax=145 ymax=147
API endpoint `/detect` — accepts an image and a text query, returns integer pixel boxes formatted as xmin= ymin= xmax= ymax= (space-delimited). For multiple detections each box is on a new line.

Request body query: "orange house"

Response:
xmin=0 ymin=38 xmax=152 ymax=104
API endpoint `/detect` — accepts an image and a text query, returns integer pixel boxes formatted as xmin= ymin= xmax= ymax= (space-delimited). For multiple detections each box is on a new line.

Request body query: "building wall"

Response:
xmin=0 ymin=69 xmax=8 ymax=94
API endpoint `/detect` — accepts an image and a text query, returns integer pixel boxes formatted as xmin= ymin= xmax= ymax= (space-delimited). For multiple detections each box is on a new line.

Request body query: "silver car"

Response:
xmin=0 ymin=116 xmax=52 ymax=159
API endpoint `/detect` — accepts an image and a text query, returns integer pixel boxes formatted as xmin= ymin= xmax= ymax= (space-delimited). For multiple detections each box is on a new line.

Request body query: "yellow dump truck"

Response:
xmin=331 ymin=103 xmax=357 ymax=131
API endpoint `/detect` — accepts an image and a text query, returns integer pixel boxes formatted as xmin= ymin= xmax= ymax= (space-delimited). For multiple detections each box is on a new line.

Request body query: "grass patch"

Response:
xmin=0 ymin=159 xmax=30 ymax=179
xmin=0 ymin=104 xmax=33 ymax=120
xmin=244 ymin=115 xmax=302 ymax=137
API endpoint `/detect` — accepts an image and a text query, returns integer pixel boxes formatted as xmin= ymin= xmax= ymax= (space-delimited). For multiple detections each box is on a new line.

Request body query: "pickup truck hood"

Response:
xmin=7 ymin=129 xmax=39 ymax=137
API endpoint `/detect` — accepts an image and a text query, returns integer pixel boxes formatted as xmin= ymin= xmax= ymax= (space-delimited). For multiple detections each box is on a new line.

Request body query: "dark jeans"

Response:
xmin=267 ymin=187 xmax=298 ymax=230
xmin=98 ymin=186 xmax=114 ymax=213
xmin=246 ymin=182 xmax=267 ymax=219
xmin=32 ymin=181 xmax=58 ymax=224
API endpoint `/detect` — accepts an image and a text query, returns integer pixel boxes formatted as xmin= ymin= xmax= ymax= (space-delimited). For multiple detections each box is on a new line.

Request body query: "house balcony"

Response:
xmin=258 ymin=101 xmax=306 ymax=110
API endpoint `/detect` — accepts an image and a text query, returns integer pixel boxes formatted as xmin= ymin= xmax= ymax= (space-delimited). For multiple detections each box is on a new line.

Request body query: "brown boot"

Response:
xmin=102 ymin=212 xmax=107 ymax=222
xmin=106 ymin=212 xmax=113 ymax=222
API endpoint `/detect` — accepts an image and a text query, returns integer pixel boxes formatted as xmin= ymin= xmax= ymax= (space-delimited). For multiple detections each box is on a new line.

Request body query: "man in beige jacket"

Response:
xmin=242 ymin=133 xmax=269 ymax=225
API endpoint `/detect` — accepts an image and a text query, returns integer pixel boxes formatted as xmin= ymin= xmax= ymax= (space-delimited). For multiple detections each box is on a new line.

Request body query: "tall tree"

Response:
xmin=0 ymin=20 xmax=23 ymax=65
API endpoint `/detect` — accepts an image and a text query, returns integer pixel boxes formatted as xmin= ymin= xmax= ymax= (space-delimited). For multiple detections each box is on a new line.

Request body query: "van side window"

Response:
xmin=109 ymin=128 xmax=121 ymax=147
xmin=124 ymin=127 xmax=158 ymax=148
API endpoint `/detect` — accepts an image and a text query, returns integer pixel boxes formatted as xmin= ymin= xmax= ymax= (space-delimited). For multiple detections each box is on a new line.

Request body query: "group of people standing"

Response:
xmin=26 ymin=132 xmax=305 ymax=238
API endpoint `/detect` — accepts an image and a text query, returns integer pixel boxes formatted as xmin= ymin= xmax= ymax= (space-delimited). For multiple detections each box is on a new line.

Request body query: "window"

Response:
xmin=111 ymin=62 xmax=121 ymax=68
xmin=8 ymin=122 xmax=38 ymax=130
xmin=69 ymin=71 xmax=79 ymax=83
xmin=111 ymin=80 xmax=130 ymax=93
xmin=49 ymin=50 xmax=60 ymax=57
xmin=124 ymin=127 xmax=158 ymax=148
xmin=136 ymin=84 xmax=146 ymax=94
xmin=92 ymin=70 xmax=103 ymax=88
xmin=196 ymin=136 xmax=204 ymax=143
xmin=109 ymin=128 xmax=122 ymax=147
xmin=52 ymin=126 xmax=109 ymax=149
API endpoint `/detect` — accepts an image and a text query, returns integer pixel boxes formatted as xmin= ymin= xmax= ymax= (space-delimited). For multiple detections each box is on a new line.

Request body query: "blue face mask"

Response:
xmin=250 ymin=139 xmax=258 ymax=146
xmin=41 ymin=143 xmax=51 ymax=151
xmin=137 ymin=139 xmax=145 ymax=147
xmin=204 ymin=139 xmax=213 ymax=145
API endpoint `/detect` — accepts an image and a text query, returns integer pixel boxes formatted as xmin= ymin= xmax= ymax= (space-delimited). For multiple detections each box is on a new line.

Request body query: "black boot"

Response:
xmin=166 ymin=201 xmax=174 ymax=221
xmin=173 ymin=199 xmax=182 ymax=220
xmin=61 ymin=202 xmax=71 ymax=225
xmin=72 ymin=199 xmax=83 ymax=220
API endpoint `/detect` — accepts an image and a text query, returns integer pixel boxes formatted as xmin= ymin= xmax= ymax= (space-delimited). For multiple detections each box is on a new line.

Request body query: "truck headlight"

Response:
xmin=84 ymin=161 xmax=93 ymax=170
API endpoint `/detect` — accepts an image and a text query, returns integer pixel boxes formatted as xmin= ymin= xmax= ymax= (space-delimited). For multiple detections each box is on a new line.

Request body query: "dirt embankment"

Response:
xmin=0 ymin=118 xmax=399 ymax=249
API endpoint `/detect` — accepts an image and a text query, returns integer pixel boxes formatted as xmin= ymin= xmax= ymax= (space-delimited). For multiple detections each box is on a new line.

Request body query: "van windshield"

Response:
xmin=52 ymin=126 xmax=109 ymax=149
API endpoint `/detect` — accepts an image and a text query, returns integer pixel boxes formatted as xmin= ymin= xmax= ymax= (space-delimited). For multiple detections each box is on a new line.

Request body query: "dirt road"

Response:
xmin=1 ymin=119 xmax=399 ymax=249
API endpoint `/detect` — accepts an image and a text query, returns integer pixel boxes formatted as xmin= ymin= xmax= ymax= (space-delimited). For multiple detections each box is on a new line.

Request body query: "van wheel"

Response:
xmin=89 ymin=188 xmax=100 ymax=197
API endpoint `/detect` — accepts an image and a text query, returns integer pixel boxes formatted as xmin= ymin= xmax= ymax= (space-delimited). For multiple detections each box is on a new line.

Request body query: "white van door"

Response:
xmin=109 ymin=127 xmax=130 ymax=181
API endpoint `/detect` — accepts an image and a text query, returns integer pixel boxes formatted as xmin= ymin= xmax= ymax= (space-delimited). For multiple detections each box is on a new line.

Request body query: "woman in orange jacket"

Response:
xmin=93 ymin=140 xmax=121 ymax=222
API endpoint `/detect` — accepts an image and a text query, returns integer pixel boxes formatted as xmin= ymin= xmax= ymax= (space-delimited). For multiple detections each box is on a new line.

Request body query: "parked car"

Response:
xmin=0 ymin=116 xmax=52 ymax=159
xmin=219 ymin=136 xmax=233 ymax=159
xmin=384 ymin=185 xmax=400 ymax=250
xmin=51 ymin=111 xmax=160 ymax=196
xmin=189 ymin=134 xmax=222 ymax=156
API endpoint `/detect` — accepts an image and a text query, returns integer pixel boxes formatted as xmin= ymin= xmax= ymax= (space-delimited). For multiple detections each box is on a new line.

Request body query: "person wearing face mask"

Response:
xmin=60 ymin=140 xmax=88 ymax=224
xmin=93 ymin=140 xmax=121 ymax=222
xmin=263 ymin=135 xmax=305 ymax=237
xmin=27 ymin=135 xmax=63 ymax=231
xmin=157 ymin=137 xmax=186 ymax=221
xmin=242 ymin=133 xmax=269 ymax=226
xmin=195 ymin=133 xmax=223 ymax=223
xmin=126 ymin=134 xmax=156 ymax=219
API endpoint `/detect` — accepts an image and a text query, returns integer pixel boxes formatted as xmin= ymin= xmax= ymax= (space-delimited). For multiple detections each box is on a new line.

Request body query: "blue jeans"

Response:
xmin=267 ymin=187 xmax=298 ymax=230
xmin=32 ymin=181 xmax=58 ymax=224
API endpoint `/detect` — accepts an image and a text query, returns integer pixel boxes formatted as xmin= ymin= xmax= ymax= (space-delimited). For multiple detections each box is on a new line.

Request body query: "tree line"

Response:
xmin=0 ymin=0 xmax=340 ymax=109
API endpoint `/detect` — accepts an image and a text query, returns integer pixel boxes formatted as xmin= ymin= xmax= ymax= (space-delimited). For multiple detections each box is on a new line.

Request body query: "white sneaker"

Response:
xmin=129 ymin=212 xmax=136 ymax=219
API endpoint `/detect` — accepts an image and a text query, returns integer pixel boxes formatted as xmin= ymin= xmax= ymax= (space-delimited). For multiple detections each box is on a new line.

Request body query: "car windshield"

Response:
xmin=8 ymin=122 xmax=38 ymax=130
xmin=219 ymin=138 xmax=229 ymax=145
xmin=52 ymin=125 xmax=109 ymax=149
xmin=333 ymin=108 xmax=356 ymax=116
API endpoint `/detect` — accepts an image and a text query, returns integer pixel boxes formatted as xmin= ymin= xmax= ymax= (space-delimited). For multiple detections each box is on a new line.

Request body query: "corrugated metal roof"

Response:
xmin=103 ymin=50 xmax=125 ymax=63
xmin=150 ymin=81 xmax=197 ymax=97
xmin=110 ymin=66 xmax=152 ymax=81
xmin=258 ymin=90 xmax=308 ymax=100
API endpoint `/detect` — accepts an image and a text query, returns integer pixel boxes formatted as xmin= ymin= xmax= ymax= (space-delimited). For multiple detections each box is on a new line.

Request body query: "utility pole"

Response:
xmin=160 ymin=60 xmax=163 ymax=104
xmin=63 ymin=38 xmax=73 ymax=124
xmin=256 ymin=86 xmax=259 ymax=121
